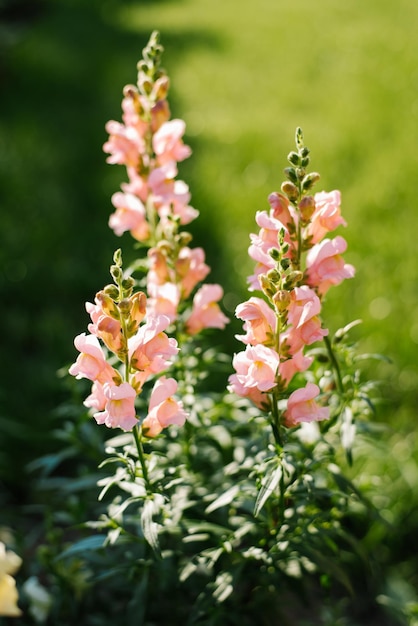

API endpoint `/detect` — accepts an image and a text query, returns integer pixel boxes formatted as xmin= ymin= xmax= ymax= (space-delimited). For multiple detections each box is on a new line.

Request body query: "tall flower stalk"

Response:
xmin=68 ymin=33 xmax=229 ymax=531
xmin=228 ymin=128 xmax=355 ymax=450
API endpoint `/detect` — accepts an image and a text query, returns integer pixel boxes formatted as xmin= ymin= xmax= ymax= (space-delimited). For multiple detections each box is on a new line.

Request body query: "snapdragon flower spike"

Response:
xmin=229 ymin=128 xmax=355 ymax=434
xmin=103 ymin=31 xmax=196 ymax=244
xmin=69 ymin=250 xmax=187 ymax=435
xmin=103 ymin=31 xmax=228 ymax=334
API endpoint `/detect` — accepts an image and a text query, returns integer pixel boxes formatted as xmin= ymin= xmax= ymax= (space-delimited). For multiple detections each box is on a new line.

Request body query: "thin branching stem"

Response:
xmin=324 ymin=334 xmax=344 ymax=395
xmin=133 ymin=425 xmax=152 ymax=494
xmin=270 ymin=389 xmax=283 ymax=448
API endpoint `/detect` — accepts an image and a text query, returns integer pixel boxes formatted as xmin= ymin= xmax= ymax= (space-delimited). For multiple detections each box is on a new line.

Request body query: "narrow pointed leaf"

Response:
xmin=254 ymin=463 xmax=282 ymax=517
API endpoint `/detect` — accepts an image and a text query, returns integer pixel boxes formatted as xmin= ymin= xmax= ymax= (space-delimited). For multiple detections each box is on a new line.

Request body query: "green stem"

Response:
xmin=296 ymin=207 xmax=303 ymax=268
xmin=324 ymin=334 xmax=344 ymax=395
xmin=278 ymin=458 xmax=285 ymax=525
xmin=133 ymin=425 xmax=152 ymax=493
xmin=270 ymin=390 xmax=283 ymax=448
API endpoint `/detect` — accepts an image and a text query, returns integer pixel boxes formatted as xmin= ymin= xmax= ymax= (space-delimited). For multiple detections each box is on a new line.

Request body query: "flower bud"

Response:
xmin=138 ymin=75 xmax=153 ymax=96
xmin=96 ymin=291 xmax=119 ymax=318
xmin=273 ymin=289 xmax=291 ymax=312
xmin=151 ymin=99 xmax=171 ymax=132
xmin=130 ymin=291 xmax=147 ymax=325
xmin=157 ymin=240 xmax=174 ymax=255
xmin=280 ymin=257 xmax=290 ymax=271
xmin=283 ymin=167 xmax=298 ymax=184
xmin=137 ymin=60 xmax=148 ymax=74
xmin=153 ymin=74 xmax=170 ymax=100
xmin=113 ymin=248 xmax=122 ymax=266
xmin=259 ymin=274 xmax=276 ymax=298
xmin=118 ymin=298 xmax=131 ymax=318
xmin=302 ymin=172 xmax=320 ymax=192
xmin=281 ymin=181 xmax=299 ymax=202
xmin=103 ymin=284 xmax=119 ymax=300
xmin=268 ymin=247 xmax=281 ymax=262
xmin=287 ymin=151 xmax=300 ymax=166
xmin=266 ymin=268 xmax=281 ymax=284
xmin=295 ymin=127 xmax=304 ymax=150
xmin=121 ymin=276 xmax=135 ymax=295
xmin=123 ymin=84 xmax=139 ymax=100
xmin=110 ymin=264 xmax=122 ymax=283
xmin=283 ymin=270 xmax=304 ymax=289
xmin=175 ymin=256 xmax=190 ymax=278
xmin=298 ymin=195 xmax=316 ymax=222
xmin=176 ymin=231 xmax=193 ymax=247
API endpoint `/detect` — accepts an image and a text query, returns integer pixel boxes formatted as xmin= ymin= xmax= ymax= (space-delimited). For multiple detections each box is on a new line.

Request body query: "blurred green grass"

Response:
xmin=1 ymin=0 xmax=417 ymax=492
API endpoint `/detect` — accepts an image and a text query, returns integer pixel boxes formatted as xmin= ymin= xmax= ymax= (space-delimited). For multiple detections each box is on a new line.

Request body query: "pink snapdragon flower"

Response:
xmin=306 ymin=236 xmax=355 ymax=296
xmin=146 ymin=282 xmax=181 ymax=322
xmin=147 ymin=162 xmax=178 ymax=200
xmin=156 ymin=179 xmax=199 ymax=226
xmin=128 ymin=315 xmax=179 ymax=379
xmin=86 ymin=300 xmax=123 ymax=353
xmin=120 ymin=168 xmax=149 ymax=203
xmin=279 ymin=349 xmax=313 ymax=385
xmin=268 ymin=191 xmax=297 ymax=229
xmin=120 ymin=92 xmax=146 ymax=129
xmin=69 ymin=333 xmax=116 ymax=384
xmin=283 ymin=285 xmax=328 ymax=353
xmin=109 ymin=191 xmax=150 ymax=241
xmin=175 ymin=247 xmax=210 ymax=297
xmin=93 ymin=382 xmax=138 ymax=431
xmin=153 ymin=119 xmax=192 ymax=165
xmin=142 ymin=377 xmax=188 ymax=437
xmin=150 ymin=97 xmax=171 ymax=132
xmin=247 ymin=210 xmax=293 ymax=290
xmin=147 ymin=247 xmax=171 ymax=287
xmin=84 ymin=381 xmax=107 ymax=412
xmin=227 ymin=376 xmax=271 ymax=410
xmin=230 ymin=344 xmax=280 ymax=393
xmin=185 ymin=284 xmax=229 ymax=335
xmin=308 ymin=190 xmax=347 ymax=244
xmin=103 ymin=120 xmax=144 ymax=168
xmin=284 ymin=382 xmax=329 ymax=427
xmin=235 ymin=296 xmax=276 ymax=345
xmin=227 ymin=373 xmax=271 ymax=410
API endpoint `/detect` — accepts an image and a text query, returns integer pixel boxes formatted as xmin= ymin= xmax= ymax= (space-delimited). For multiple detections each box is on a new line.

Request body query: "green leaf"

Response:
xmin=205 ymin=484 xmax=240 ymax=514
xmin=27 ymin=447 xmax=78 ymax=476
xmin=56 ymin=535 xmax=107 ymax=560
xmin=254 ymin=462 xmax=282 ymax=518
xmin=183 ymin=520 xmax=231 ymax=537
xmin=141 ymin=498 xmax=161 ymax=557
xmin=213 ymin=571 xmax=234 ymax=604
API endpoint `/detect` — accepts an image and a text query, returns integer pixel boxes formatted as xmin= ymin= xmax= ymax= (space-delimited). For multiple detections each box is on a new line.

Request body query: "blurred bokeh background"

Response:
xmin=1 ymin=0 xmax=418 ymax=618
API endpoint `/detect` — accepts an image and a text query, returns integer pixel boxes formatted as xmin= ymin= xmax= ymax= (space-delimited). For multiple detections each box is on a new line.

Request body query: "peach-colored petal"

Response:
xmin=284 ymin=383 xmax=329 ymax=427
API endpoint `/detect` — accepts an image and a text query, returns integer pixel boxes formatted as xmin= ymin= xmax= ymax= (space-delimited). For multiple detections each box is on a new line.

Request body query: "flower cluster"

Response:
xmin=69 ymin=251 xmax=187 ymax=435
xmin=229 ymin=128 xmax=355 ymax=432
xmin=69 ymin=33 xmax=228 ymax=436
xmin=103 ymin=31 xmax=228 ymax=334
